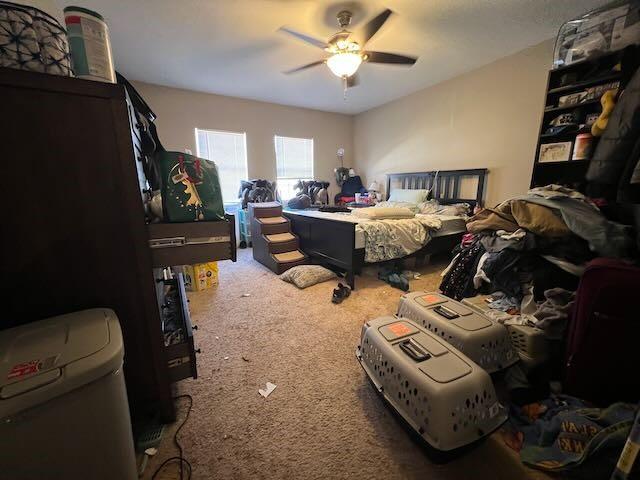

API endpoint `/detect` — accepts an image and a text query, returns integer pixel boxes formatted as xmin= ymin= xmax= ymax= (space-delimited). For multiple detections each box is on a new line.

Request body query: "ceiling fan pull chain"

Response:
xmin=343 ymin=76 xmax=348 ymax=100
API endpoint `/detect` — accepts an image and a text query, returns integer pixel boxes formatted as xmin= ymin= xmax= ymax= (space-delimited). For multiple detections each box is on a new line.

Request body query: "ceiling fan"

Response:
xmin=279 ymin=8 xmax=418 ymax=89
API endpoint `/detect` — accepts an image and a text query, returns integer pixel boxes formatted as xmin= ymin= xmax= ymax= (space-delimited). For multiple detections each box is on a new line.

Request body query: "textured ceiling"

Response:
xmin=55 ymin=0 xmax=610 ymax=114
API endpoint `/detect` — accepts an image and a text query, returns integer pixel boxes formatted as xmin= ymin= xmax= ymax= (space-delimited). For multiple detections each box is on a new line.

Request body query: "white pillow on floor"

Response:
xmin=280 ymin=265 xmax=336 ymax=289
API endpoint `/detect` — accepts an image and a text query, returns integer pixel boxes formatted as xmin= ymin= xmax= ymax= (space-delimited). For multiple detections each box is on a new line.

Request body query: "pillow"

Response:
xmin=437 ymin=203 xmax=471 ymax=217
xmin=388 ymin=188 xmax=431 ymax=203
xmin=374 ymin=200 xmax=419 ymax=212
xmin=351 ymin=207 xmax=415 ymax=219
xmin=280 ymin=265 xmax=336 ymax=289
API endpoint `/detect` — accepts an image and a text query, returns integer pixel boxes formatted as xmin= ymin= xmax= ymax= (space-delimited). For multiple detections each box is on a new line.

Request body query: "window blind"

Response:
xmin=196 ymin=129 xmax=248 ymax=203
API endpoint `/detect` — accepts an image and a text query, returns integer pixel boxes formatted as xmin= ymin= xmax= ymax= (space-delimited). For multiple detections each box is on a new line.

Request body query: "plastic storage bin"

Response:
xmin=0 ymin=308 xmax=137 ymax=480
xmin=357 ymin=316 xmax=507 ymax=451
xmin=397 ymin=292 xmax=517 ymax=373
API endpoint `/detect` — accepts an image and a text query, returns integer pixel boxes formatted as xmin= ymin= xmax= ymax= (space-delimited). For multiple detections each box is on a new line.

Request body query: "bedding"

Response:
xmin=351 ymin=207 xmax=415 ymax=219
xmin=284 ymin=208 xmax=467 ymax=254
xmin=358 ymin=215 xmax=442 ymax=263
xmin=436 ymin=202 xmax=472 ymax=216
xmin=376 ymin=199 xmax=471 ymax=216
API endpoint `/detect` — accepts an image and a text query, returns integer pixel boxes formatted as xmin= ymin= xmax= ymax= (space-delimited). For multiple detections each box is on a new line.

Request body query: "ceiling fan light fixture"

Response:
xmin=327 ymin=52 xmax=362 ymax=78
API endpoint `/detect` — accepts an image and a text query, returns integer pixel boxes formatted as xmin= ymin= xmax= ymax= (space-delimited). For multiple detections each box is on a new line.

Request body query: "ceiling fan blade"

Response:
xmin=283 ymin=60 xmax=325 ymax=74
xmin=357 ymin=9 xmax=393 ymax=47
xmin=366 ymin=51 xmax=417 ymax=65
xmin=347 ymin=73 xmax=360 ymax=88
xmin=278 ymin=27 xmax=328 ymax=49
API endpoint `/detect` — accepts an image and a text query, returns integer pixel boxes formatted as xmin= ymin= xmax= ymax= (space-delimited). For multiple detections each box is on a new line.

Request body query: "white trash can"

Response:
xmin=0 ymin=308 xmax=137 ymax=480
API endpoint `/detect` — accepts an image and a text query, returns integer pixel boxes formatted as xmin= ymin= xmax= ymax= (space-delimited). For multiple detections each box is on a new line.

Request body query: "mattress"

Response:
xmin=285 ymin=209 xmax=467 ymax=250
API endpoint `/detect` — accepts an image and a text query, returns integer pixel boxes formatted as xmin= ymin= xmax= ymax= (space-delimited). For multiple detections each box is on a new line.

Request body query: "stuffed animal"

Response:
xmin=591 ymin=89 xmax=618 ymax=137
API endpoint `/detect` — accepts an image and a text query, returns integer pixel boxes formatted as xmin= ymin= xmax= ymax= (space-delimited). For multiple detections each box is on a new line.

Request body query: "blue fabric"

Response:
xmin=516 ymin=399 xmax=637 ymax=476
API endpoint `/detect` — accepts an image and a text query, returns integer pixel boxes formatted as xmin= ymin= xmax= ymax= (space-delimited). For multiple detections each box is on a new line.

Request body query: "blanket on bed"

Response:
xmin=359 ymin=215 xmax=442 ymax=263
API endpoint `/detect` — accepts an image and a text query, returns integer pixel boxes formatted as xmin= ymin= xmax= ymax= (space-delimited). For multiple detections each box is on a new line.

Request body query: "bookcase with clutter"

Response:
xmin=531 ymin=3 xmax=640 ymax=194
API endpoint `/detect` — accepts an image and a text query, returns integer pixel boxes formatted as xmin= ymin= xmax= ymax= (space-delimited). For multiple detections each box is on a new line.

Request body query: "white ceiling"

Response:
xmin=55 ymin=0 xmax=610 ymax=114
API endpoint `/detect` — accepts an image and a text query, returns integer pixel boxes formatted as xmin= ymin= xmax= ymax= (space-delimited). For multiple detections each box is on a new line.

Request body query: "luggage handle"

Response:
xmin=433 ymin=305 xmax=459 ymax=320
xmin=399 ymin=339 xmax=431 ymax=362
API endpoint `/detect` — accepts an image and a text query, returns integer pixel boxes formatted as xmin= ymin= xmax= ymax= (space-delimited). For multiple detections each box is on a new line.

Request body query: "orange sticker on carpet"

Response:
xmin=388 ymin=322 xmax=412 ymax=337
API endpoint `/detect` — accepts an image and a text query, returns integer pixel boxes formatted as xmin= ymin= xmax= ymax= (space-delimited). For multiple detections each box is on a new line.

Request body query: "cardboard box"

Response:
xmin=183 ymin=262 xmax=218 ymax=291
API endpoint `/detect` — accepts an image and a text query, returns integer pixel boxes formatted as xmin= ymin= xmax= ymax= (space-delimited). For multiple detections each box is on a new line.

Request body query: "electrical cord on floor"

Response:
xmin=152 ymin=394 xmax=194 ymax=480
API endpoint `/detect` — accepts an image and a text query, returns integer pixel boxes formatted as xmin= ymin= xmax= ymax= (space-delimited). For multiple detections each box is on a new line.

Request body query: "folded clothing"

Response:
xmin=351 ymin=207 xmax=415 ymax=219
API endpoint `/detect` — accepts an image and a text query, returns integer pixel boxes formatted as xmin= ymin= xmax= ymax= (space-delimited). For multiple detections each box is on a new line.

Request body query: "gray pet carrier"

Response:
xmin=356 ymin=316 xmax=507 ymax=452
xmin=462 ymin=295 xmax=549 ymax=368
xmin=397 ymin=292 xmax=517 ymax=373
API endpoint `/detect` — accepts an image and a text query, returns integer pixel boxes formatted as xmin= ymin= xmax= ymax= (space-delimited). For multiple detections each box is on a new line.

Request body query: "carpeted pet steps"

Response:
xmin=249 ymin=202 xmax=308 ymax=274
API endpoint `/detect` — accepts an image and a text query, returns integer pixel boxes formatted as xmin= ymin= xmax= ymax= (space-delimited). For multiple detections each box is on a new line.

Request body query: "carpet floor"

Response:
xmin=144 ymin=249 xmax=548 ymax=480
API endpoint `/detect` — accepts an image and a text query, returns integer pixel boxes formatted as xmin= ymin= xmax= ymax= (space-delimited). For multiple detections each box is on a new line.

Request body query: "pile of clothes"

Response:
xmin=287 ymin=180 xmax=330 ymax=209
xmin=440 ymin=185 xmax=634 ymax=338
xmin=238 ymin=179 xmax=278 ymax=209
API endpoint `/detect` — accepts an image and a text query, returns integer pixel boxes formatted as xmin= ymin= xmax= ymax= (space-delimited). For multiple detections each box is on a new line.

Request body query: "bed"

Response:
xmin=284 ymin=168 xmax=488 ymax=289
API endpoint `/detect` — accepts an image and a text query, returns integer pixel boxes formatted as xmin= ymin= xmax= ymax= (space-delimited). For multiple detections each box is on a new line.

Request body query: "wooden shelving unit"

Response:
xmin=0 ymin=67 xmax=236 ymax=424
xmin=531 ymin=46 xmax=640 ymax=190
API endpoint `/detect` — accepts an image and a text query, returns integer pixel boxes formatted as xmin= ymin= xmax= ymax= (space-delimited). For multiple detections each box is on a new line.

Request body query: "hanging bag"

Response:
xmin=116 ymin=73 xmax=225 ymax=222
xmin=156 ymin=150 xmax=225 ymax=222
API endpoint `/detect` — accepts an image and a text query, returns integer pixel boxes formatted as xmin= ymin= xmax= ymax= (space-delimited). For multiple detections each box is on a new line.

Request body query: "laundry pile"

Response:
xmin=440 ymin=185 xmax=634 ymax=338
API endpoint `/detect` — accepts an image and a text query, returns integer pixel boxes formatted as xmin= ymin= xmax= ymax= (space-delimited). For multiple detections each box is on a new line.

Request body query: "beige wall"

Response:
xmin=133 ymin=81 xmax=354 ymax=201
xmin=134 ymin=38 xmax=553 ymax=207
xmin=353 ymin=39 xmax=554 ymax=207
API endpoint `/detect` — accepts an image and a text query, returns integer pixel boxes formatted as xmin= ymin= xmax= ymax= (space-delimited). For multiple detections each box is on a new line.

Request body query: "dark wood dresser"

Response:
xmin=0 ymin=67 xmax=235 ymax=422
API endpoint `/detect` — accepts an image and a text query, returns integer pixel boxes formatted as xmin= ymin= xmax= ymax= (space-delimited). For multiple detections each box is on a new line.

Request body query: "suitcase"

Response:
xmin=397 ymin=292 xmax=518 ymax=373
xmin=356 ymin=316 xmax=507 ymax=452
xmin=564 ymin=258 xmax=640 ymax=406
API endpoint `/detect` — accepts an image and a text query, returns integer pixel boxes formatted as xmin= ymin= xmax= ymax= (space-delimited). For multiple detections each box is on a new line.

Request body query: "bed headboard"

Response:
xmin=385 ymin=168 xmax=488 ymax=208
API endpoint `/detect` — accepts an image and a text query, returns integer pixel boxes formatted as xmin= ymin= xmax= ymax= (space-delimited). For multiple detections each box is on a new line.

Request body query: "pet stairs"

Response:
xmin=249 ymin=202 xmax=307 ymax=274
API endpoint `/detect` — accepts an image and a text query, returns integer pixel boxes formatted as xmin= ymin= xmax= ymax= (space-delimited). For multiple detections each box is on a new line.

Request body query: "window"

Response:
xmin=195 ymin=128 xmax=248 ymax=203
xmin=274 ymin=135 xmax=314 ymax=200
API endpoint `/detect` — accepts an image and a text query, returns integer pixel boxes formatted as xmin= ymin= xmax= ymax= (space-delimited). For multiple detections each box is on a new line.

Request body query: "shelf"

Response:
xmin=544 ymin=98 xmax=600 ymax=114
xmin=535 ymin=159 xmax=590 ymax=167
xmin=539 ymin=131 xmax=579 ymax=141
xmin=551 ymin=49 xmax=623 ymax=74
xmin=547 ymin=73 xmax=622 ymax=95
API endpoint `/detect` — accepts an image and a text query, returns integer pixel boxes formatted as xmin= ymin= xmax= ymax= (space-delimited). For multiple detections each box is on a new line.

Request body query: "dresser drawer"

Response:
xmin=157 ymin=272 xmax=199 ymax=383
xmin=147 ymin=216 xmax=236 ymax=267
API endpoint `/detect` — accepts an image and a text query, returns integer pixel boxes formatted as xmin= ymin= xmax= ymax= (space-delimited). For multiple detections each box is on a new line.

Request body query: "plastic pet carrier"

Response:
xmin=356 ymin=316 xmax=507 ymax=452
xmin=506 ymin=324 xmax=548 ymax=368
xmin=462 ymin=295 xmax=549 ymax=368
xmin=397 ymin=292 xmax=517 ymax=373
